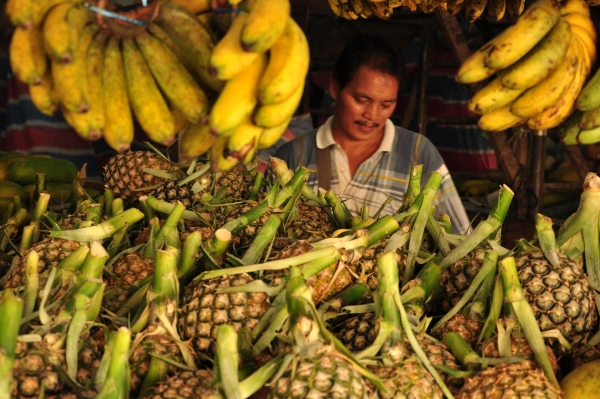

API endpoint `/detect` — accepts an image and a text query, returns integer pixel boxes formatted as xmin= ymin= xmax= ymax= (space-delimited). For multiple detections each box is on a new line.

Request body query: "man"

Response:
xmin=272 ymin=33 xmax=470 ymax=234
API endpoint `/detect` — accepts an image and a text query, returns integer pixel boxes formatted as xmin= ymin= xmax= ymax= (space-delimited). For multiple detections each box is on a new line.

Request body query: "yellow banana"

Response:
xmin=43 ymin=2 xmax=90 ymax=63
xmin=561 ymin=0 xmax=590 ymax=17
xmin=170 ymin=105 xmax=190 ymax=135
xmin=464 ymin=0 xmax=487 ymax=22
xmin=254 ymin=80 xmax=304 ymax=127
xmin=511 ymin=41 xmax=578 ymax=118
xmin=563 ymin=12 xmax=596 ymax=41
xmin=368 ymin=0 xmax=393 ymax=18
xmin=135 ymin=30 xmax=209 ymax=124
xmin=84 ymin=31 xmax=107 ymax=140
xmin=210 ymin=53 xmax=267 ymax=135
xmin=102 ymin=37 xmax=133 ymax=152
xmin=468 ymin=76 xmax=524 ymax=115
xmin=179 ymin=122 xmax=215 ymax=159
xmin=258 ymin=17 xmax=310 ymax=105
xmin=486 ymin=0 xmax=505 ymax=21
xmin=241 ymin=0 xmax=290 ymax=53
xmin=155 ymin=2 xmax=223 ymax=92
xmin=28 ymin=70 xmax=59 ymax=116
xmin=6 ymin=0 xmax=34 ymax=28
xmin=455 ymin=39 xmax=498 ymax=84
xmin=328 ymin=0 xmax=343 ymax=16
xmin=485 ymin=0 xmax=561 ymax=70
xmin=31 ymin=0 xmax=73 ymax=27
xmin=478 ymin=104 xmax=527 ymax=132
xmin=507 ymin=0 xmax=525 ymax=17
xmin=61 ymin=23 xmax=102 ymax=141
xmin=210 ymin=12 xmax=259 ymax=81
xmin=51 ymin=55 xmax=89 ymax=114
xmin=226 ymin=118 xmax=264 ymax=160
xmin=165 ymin=0 xmax=212 ymax=14
xmin=527 ymin=54 xmax=585 ymax=130
xmin=122 ymin=38 xmax=175 ymax=146
xmin=570 ymin=25 xmax=597 ymax=69
xmin=9 ymin=25 xmax=46 ymax=86
xmin=211 ymin=136 xmax=239 ymax=172
xmin=500 ymin=18 xmax=571 ymax=90
xmin=257 ymin=117 xmax=292 ymax=150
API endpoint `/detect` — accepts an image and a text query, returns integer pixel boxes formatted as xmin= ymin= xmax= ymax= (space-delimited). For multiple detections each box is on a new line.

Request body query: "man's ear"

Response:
xmin=329 ymin=79 xmax=338 ymax=101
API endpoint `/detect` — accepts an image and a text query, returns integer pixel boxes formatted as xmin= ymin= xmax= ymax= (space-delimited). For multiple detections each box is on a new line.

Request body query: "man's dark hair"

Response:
xmin=332 ymin=33 xmax=406 ymax=92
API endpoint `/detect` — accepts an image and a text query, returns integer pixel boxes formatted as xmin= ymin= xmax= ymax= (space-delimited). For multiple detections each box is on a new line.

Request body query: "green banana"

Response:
xmin=577 ymin=126 xmax=600 ymax=144
xmin=561 ymin=110 xmax=582 ymax=145
xmin=578 ymin=106 xmax=600 ymax=130
xmin=576 ymin=66 xmax=600 ymax=111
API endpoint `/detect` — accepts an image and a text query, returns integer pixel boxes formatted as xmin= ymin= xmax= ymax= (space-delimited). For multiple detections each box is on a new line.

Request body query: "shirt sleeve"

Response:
xmin=416 ymin=135 xmax=471 ymax=235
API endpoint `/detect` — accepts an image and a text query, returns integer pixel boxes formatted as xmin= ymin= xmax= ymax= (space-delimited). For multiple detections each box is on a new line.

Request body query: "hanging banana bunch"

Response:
xmin=455 ymin=0 xmax=595 ymax=132
xmin=6 ymin=0 xmax=307 ymax=172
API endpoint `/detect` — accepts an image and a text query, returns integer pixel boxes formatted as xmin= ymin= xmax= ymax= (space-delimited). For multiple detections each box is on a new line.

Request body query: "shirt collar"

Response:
xmin=316 ymin=116 xmax=395 ymax=152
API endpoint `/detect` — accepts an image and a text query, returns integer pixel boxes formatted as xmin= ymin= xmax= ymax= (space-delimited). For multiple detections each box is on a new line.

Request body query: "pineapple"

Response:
xmin=103 ymin=151 xmax=180 ymax=204
xmin=367 ymin=357 xmax=443 ymax=399
xmin=105 ymin=252 xmax=154 ymax=286
xmin=480 ymin=335 xmax=560 ymax=374
xmin=515 ymin=248 xmax=597 ymax=350
xmin=2 ymin=237 xmax=83 ymax=290
xmin=431 ymin=314 xmax=483 ymax=348
xmin=178 ymin=273 xmax=270 ymax=357
xmin=144 ymin=369 xmax=220 ymax=399
xmin=456 ymin=361 xmax=562 ymax=398
xmin=437 ymin=247 xmax=486 ymax=314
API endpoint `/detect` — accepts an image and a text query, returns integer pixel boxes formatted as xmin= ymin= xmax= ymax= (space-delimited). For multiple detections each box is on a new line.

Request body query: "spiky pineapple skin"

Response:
xmin=178 ymin=274 xmax=269 ymax=357
xmin=431 ymin=314 xmax=483 ymax=348
xmin=368 ymin=358 xmax=443 ymax=399
xmin=456 ymin=361 xmax=562 ymax=398
xmin=105 ymin=253 xmax=154 ymax=286
xmin=437 ymin=249 xmax=484 ymax=314
xmin=144 ymin=369 xmax=221 ymax=399
xmin=268 ymin=345 xmax=369 ymax=399
xmin=479 ymin=335 xmax=560 ymax=375
xmin=515 ymin=249 xmax=597 ymax=350
xmin=3 ymin=238 xmax=82 ymax=290
xmin=103 ymin=151 xmax=179 ymax=204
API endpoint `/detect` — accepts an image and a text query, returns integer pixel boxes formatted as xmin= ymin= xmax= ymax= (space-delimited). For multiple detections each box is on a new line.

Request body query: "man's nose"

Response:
xmin=363 ymin=103 xmax=378 ymax=120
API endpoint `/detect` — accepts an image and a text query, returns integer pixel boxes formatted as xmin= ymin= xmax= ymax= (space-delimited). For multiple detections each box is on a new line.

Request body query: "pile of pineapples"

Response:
xmin=0 ymin=149 xmax=599 ymax=398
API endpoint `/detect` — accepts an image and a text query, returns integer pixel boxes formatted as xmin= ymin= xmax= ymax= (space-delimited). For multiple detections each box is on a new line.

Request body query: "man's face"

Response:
xmin=330 ymin=65 xmax=399 ymax=143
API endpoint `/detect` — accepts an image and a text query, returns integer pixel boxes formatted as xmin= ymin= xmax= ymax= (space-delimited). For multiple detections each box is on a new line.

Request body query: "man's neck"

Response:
xmin=331 ymin=126 xmax=385 ymax=178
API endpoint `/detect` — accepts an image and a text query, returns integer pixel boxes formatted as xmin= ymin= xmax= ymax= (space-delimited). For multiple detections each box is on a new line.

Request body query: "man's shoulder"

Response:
xmin=273 ymin=129 xmax=318 ymax=158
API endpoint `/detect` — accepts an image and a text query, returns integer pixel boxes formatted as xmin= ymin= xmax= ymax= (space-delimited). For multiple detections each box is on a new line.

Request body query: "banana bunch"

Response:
xmin=179 ymin=0 xmax=309 ymax=172
xmin=6 ymin=0 xmax=223 ymax=152
xmin=456 ymin=0 xmax=595 ymax=133
xmin=327 ymin=0 xmax=527 ymax=21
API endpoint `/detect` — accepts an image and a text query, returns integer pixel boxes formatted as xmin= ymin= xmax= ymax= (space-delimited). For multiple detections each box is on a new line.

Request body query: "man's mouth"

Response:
xmin=356 ymin=121 xmax=378 ymax=128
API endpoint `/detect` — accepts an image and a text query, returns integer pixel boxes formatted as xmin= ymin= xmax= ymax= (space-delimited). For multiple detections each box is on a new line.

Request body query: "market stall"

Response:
xmin=1 ymin=0 xmax=600 ymax=397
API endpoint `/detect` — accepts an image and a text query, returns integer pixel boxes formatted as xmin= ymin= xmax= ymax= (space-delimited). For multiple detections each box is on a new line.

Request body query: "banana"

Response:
xmin=43 ymin=2 xmax=90 ymax=63
xmin=9 ymin=25 xmax=46 ymax=85
xmin=577 ymin=125 xmax=600 ymax=144
xmin=122 ymin=39 xmax=175 ymax=146
xmin=226 ymin=118 xmax=264 ymax=160
xmin=348 ymin=0 xmax=364 ymax=15
xmin=51 ymin=54 xmax=89 ymax=114
xmin=464 ymin=0 xmax=487 ymax=22
xmin=62 ymin=106 xmax=102 ymax=141
xmin=570 ymin=30 xmax=594 ymax=75
xmin=578 ymin=106 xmax=600 ymax=130
xmin=507 ymin=0 xmax=525 ymax=17
xmin=6 ymin=0 xmax=34 ymax=28
xmin=328 ymin=0 xmax=343 ymax=16
xmin=511 ymin=41 xmax=578 ymax=118
xmin=562 ymin=12 xmax=596 ymax=41
xmin=478 ymin=104 xmax=527 ymax=132
xmin=155 ymin=2 xmax=223 ymax=92
xmin=166 ymin=0 xmax=212 ymax=14
xmin=468 ymin=76 xmax=524 ymax=115
xmin=210 ymin=12 xmax=259 ymax=81
xmin=211 ymin=136 xmax=239 ymax=172
xmin=527 ymin=53 xmax=586 ymax=130
xmin=210 ymin=53 xmax=267 ymax=135
xmin=258 ymin=17 xmax=310 ymax=105
xmin=486 ymin=0 xmax=505 ymax=21
xmin=28 ymin=70 xmax=59 ymax=116
xmin=577 ymin=65 xmax=600 ymax=111
xmin=241 ymin=0 xmax=290 ymax=53
xmin=32 ymin=0 xmax=74 ymax=27
xmin=570 ymin=25 xmax=597 ymax=68
xmin=455 ymin=39 xmax=498 ymax=84
xmin=368 ymin=0 xmax=393 ymax=18
xmin=561 ymin=0 xmax=590 ymax=17
xmin=146 ymin=22 xmax=200 ymax=83
xmin=254 ymin=81 xmax=304 ymax=127
xmin=561 ymin=110 xmax=583 ymax=145
xmin=179 ymin=122 xmax=215 ymax=159
xmin=170 ymin=105 xmax=190 ymax=135
xmin=257 ymin=117 xmax=292 ymax=150
xmin=84 ymin=31 xmax=107 ymax=139
xmin=135 ymin=30 xmax=209 ymax=124
xmin=102 ymin=37 xmax=133 ymax=152
xmin=485 ymin=0 xmax=561 ymax=70
xmin=500 ymin=18 xmax=571 ymax=90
